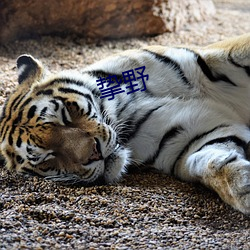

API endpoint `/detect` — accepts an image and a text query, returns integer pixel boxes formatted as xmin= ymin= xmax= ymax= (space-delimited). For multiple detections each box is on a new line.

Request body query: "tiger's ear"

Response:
xmin=17 ymin=55 xmax=44 ymax=86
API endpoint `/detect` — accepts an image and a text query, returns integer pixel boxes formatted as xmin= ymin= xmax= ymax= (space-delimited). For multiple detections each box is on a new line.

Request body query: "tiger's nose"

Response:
xmin=89 ymin=138 xmax=103 ymax=161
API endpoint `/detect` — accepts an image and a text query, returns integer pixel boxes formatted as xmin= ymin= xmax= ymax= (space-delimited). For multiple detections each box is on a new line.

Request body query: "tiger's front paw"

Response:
xmin=206 ymin=156 xmax=250 ymax=214
xmin=104 ymin=146 xmax=131 ymax=184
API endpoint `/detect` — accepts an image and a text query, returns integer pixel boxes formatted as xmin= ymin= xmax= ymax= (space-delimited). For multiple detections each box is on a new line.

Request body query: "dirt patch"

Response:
xmin=0 ymin=0 xmax=250 ymax=249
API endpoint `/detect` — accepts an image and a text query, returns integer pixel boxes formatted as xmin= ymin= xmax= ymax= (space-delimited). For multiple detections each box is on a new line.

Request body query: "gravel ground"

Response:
xmin=0 ymin=0 xmax=250 ymax=249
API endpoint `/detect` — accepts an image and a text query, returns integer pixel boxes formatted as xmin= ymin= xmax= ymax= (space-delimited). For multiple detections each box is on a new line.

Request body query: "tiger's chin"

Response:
xmin=104 ymin=145 xmax=131 ymax=184
xmin=45 ymin=145 xmax=131 ymax=187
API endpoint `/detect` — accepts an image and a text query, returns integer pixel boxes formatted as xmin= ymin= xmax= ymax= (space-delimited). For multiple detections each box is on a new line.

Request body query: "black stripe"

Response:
xmin=36 ymin=89 xmax=54 ymax=96
xmin=58 ymin=87 xmax=83 ymax=95
xmin=20 ymin=97 xmax=33 ymax=110
xmin=50 ymin=100 xmax=60 ymax=112
xmin=26 ymin=145 xmax=33 ymax=154
xmin=19 ymin=128 xmax=24 ymax=136
xmin=90 ymin=114 xmax=97 ymax=119
xmin=106 ymin=128 xmax=112 ymax=145
xmin=61 ymin=108 xmax=71 ymax=125
xmin=27 ymin=156 xmax=40 ymax=162
xmin=145 ymin=126 xmax=183 ymax=165
xmin=8 ymin=114 xmax=20 ymax=145
xmin=40 ymin=107 xmax=48 ymax=117
xmin=143 ymin=49 xmax=191 ymax=86
xmin=49 ymin=77 xmax=100 ymax=99
xmin=8 ymin=133 xmax=13 ymax=145
xmin=16 ymin=136 xmax=22 ymax=148
xmin=8 ymin=114 xmax=21 ymax=145
xmin=35 ymin=107 xmax=48 ymax=122
xmin=13 ymin=117 xmax=19 ymax=126
xmin=6 ymin=150 xmax=12 ymax=158
xmin=49 ymin=78 xmax=85 ymax=87
xmin=1 ymin=125 xmax=9 ymax=143
xmin=0 ymin=105 xmax=11 ymax=135
xmin=0 ymin=115 xmax=8 ymax=138
xmin=16 ymin=128 xmax=24 ymax=148
xmin=116 ymin=94 xmax=133 ymax=119
xmin=8 ymin=120 xmax=16 ymax=145
xmin=197 ymin=56 xmax=237 ymax=86
xmin=87 ymin=70 xmax=124 ymax=84
xmin=184 ymin=48 xmax=237 ymax=87
xmin=58 ymin=87 xmax=94 ymax=105
xmin=224 ymin=155 xmax=237 ymax=165
xmin=92 ymin=88 xmax=101 ymax=97
xmin=1 ymin=92 xmax=29 ymax=140
xmin=15 ymin=110 xmax=23 ymax=125
xmin=228 ymin=51 xmax=250 ymax=77
xmin=171 ymin=124 xmax=230 ymax=175
xmin=7 ymin=94 xmax=21 ymax=111
xmin=16 ymin=155 xmax=24 ymax=164
xmin=0 ymin=94 xmax=26 ymax=134
xmin=123 ymin=105 xmax=163 ymax=143
xmin=85 ymin=102 xmax=92 ymax=116
xmin=196 ymin=135 xmax=247 ymax=153
xmin=27 ymin=105 xmax=37 ymax=119
xmin=196 ymin=55 xmax=217 ymax=81
xmin=12 ymin=94 xmax=26 ymax=111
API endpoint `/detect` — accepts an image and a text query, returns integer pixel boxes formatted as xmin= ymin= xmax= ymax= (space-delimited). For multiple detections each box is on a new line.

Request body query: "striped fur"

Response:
xmin=1 ymin=33 xmax=250 ymax=213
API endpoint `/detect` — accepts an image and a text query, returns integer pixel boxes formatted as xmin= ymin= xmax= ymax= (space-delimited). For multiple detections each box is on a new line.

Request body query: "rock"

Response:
xmin=0 ymin=0 xmax=215 ymax=44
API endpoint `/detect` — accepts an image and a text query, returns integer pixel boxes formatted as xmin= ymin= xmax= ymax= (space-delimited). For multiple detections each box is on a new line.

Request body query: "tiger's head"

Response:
xmin=0 ymin=55 xmax=130 ymax=185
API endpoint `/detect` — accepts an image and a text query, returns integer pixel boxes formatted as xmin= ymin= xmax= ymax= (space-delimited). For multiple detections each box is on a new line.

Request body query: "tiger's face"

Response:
xmin=0 ymin=55 xmax=130 ymax=185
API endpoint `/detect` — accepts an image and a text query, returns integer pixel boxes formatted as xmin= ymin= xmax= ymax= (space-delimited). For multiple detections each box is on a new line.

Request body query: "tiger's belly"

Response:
xmin=126 ymin=97 xmax=246 ymax=173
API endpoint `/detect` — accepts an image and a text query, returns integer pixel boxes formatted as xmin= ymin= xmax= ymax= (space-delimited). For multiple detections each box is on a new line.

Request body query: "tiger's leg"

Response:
xmin=175 ymin=143 xmax=250 ymax=214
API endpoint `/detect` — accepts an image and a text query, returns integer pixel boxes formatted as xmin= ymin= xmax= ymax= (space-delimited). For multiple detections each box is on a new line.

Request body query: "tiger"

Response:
xmin=1 ymin=33 xmax=250 ymax=214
